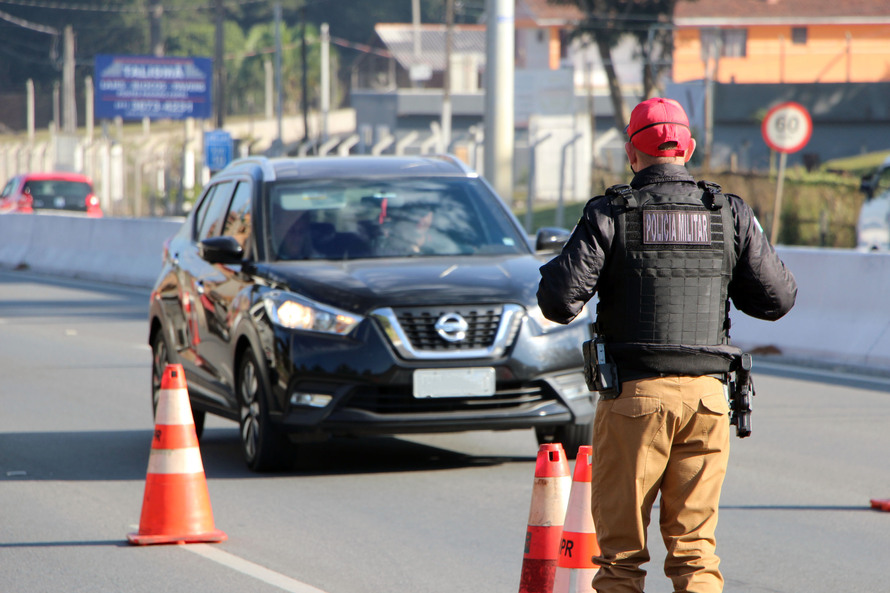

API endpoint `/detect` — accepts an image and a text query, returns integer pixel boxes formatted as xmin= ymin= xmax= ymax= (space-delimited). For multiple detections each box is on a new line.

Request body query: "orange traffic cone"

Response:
xmin=870 ymin=498 xmax=890 ymax=511
xmin=518 ymin=443 xmax=572 ymax=593
xmin=553 ymin=445 xmax=600 ymax=592
xmin=128 ymin=364 xmax=227 ymax=545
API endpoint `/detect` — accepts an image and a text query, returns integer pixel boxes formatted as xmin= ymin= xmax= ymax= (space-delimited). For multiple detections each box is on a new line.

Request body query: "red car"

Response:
xmin=0 ymin=172 xmax=103 ymax=217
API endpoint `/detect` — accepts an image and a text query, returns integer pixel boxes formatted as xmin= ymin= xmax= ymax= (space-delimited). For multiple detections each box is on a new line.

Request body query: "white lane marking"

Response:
xmin=181 ymin=543 xmax=330 ymax=593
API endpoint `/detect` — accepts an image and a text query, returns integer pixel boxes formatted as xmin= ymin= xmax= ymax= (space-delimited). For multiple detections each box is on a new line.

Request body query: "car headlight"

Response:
xmin=263 ymin=290 xmax=362 ymax=335
xmin=527 ymin=302 xmax=593 ymax=335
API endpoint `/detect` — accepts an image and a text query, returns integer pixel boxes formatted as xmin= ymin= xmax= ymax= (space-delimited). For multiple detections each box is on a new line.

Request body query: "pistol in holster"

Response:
xmin=729 ymin=352 xmax=754 ymax=438
xmin=582 ymin=337 xmax=620 ymax=398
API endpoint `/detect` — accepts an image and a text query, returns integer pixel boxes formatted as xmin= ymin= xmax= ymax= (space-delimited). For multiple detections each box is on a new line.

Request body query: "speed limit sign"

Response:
xmin=761 ymin=102 xmax=812 ymax=153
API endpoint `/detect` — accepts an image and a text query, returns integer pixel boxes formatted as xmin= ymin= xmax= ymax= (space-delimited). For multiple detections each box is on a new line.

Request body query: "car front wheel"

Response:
xmin=151 ymin=329 xmax=205 ymax=439
xmin=237 ymin=348 xmax=289 ymax=472
xmin=535 ymin=422 xmax=593 ymax=459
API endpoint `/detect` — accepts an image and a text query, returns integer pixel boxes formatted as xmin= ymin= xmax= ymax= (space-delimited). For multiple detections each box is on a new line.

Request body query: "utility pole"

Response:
xmin=63 ymin=25 xmax=76 ymax=134
xmin=149 ymin=0 xmax=164 ymax=57
xmin=702 ymin=30 xmax=720 ymax=172
xmin=483 ymin=0 xmax=514 ymax=200
xmin=412 ymin=0 xmax=421 ymax=87
xmin=52 ymin=82 xmax=60 ymax=131
xmin=412 ymin=0 xmax=421 ymax=58
xmin=320 ymin=22 xmax=331 ymax=143
xmin=273 ymin=0 xmax=283 ymax=154
xmin=214 ymin=0 xmax=225 ymax=128
xmin=441 ymin=0 xmax=454 ymax=153
xmin=301 ymin=6 xmax=310 ymax=150
xmin=84 ymin=75 xmax=94 ymax=143
xmin=264 ymin=58 xmax=273 ymax=120
xmin=26 ymin=79 xmax=35 ymax=143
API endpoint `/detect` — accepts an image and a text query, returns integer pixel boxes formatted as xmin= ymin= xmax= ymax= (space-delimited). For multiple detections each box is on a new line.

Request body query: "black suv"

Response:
xmin=148 ymin=155 xmax=596 ymax=470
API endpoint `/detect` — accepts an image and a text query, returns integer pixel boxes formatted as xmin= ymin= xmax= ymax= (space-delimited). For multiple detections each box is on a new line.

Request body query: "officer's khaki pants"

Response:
xmin=590 ymin=375 xmax=731 ymax=593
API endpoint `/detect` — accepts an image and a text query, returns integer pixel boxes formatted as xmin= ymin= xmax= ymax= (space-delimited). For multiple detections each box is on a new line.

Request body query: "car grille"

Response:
xmin=394 ymin=305 xmax=502 ymax=351
xmin=372 ymin=303 xmax=524 ymax=360
xmin=345 ymin=383 xmax=552 ymax=415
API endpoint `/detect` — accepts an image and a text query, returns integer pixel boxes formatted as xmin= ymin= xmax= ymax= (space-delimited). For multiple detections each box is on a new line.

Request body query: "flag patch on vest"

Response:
xmin=643 ymin=210 xmax=711 ymax=245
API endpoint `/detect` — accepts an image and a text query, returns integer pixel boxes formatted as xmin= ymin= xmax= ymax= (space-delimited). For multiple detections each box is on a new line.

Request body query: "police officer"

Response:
xmin=537 ymin=97 xmax=797 ymax=593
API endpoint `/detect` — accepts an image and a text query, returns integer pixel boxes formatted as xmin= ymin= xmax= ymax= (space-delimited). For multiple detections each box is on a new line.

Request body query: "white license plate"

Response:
xmin=413 ymin=368 xmax=496 ymax=398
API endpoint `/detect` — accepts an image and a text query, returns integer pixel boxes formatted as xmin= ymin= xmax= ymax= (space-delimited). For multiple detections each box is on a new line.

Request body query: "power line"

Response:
xmin=228 ymin=34 xmax=390 ymax=61
xmin=0 ymin=0 xmax=266 ymax=12
xmin=0 ymin=5 xmax=57 ymax=33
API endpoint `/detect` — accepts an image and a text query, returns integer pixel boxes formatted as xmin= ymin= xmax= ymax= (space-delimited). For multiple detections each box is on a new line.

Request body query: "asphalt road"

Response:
xmin=1 ymin=270 xmax=889 ymax=593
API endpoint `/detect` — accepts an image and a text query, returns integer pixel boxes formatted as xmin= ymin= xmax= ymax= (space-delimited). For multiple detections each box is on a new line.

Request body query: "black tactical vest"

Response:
xmin=596 ymin=181 xmax=740 ymax=375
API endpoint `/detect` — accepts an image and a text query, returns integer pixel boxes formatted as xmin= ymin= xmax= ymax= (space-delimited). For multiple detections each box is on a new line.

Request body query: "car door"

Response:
xmin=193 ymin=179 xmax=254 ymax=401
xmin=177 ymin=179 xmax=236 ymax=405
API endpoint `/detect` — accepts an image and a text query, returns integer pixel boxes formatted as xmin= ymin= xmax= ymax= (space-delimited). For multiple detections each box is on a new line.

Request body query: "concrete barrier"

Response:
xmin=0 ymin=214 xmax=886 ymax=372
xmin=729 ymin=247 xmax=890 ymax=371
xmin=0 ymin=214 xmax=182 ymax=289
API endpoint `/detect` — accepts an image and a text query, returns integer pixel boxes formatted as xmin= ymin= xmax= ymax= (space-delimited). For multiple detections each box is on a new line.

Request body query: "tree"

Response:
xmin=0 ymin=0 xmax=146 ymax=93
xmin=0 ymin=0 xmax=458 ymax=128
xmin=227 ymin=21 xmax=327 ymax=117
xmin=550 ymin=0 xmax=680 ymax=130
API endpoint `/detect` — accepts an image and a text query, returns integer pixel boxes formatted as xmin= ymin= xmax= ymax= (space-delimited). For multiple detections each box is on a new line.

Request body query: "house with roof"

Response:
xmin=514 ymin=0 xmax=582 ymax=70
xmin=348 ymin=0 xmax=890 ymax=175
xmin=673 ymin=0 xmax=890 ymax=84
xmin=669 ymin=0 xmax=890 ymax=170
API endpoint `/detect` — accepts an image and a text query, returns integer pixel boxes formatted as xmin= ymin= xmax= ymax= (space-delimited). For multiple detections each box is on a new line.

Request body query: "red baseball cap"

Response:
xmin=626 ymin=97 xmax=692 ymax=158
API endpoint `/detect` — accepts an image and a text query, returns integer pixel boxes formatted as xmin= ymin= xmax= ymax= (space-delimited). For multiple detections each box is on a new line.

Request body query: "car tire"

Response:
xmin=535 ymin=422 xmax=593 ymax=459
xmin=237 ymin=347 xmax=289 ymax=472
xmin=151 ymin=329 xmax=205 ymax=440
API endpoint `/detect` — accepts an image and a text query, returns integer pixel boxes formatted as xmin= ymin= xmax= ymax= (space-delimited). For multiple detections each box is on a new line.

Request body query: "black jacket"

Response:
xmin=537 ymin=164 xmax=797 ymax=332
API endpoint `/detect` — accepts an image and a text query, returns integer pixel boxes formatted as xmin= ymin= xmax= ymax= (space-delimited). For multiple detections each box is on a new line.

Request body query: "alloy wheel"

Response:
xmin=151 ymin=332 xmax=168 ymax=417
xmin=239 ymin=357 xmax=262 ymax=463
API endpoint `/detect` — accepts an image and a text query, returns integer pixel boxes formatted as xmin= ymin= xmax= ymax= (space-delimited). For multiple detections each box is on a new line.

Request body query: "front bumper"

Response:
xmin=265 ymin=314 xmax=596 ymax=437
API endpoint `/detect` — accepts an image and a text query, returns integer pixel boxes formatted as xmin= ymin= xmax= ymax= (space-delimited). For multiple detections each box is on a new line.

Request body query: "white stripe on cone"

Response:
xmin=155 ymin=387 xmax=195 ymax=425
xmin=528 ymin=477 xmax=572 ymax=525
xmin=553 ymin=448 xmax=598 ymax=593
xmin=147 ymin=447 xmax=207 ymax=475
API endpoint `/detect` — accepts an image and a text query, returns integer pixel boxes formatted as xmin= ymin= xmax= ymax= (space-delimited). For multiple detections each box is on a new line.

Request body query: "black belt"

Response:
xmin=598 ymin=371 xmax=727 ymax=400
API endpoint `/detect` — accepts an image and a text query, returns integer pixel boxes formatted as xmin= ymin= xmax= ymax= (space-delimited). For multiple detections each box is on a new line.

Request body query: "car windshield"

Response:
xmin=265 ymin=177 xmax=528 ymax=261
xmin=0 ymin=178 xmax=17 ymax=198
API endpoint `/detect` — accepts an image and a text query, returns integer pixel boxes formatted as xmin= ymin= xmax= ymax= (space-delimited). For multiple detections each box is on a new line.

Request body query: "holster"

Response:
xmin=582 ymin=338 xmax=620 ymax=398
xmin=582 ymin=340 xmax=597 ymax=391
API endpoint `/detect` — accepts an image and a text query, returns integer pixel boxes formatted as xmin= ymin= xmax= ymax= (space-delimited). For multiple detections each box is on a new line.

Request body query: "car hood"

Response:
xmin=253 ymin=254 xmax=548 ymax=314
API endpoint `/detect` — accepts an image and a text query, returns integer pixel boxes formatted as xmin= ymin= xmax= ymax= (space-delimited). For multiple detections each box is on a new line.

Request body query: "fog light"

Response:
xmin=553 ymin=372 xmax=592 ymax=400
xmin=289 ymin=392 xmax=333 ymax=408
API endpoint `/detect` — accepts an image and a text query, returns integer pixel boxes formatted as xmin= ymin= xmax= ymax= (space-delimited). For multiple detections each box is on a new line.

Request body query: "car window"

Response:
xmin=195 ymin=181 xmax=235 ymax=241
xmin=0 ymin=177 xmax=17 ymax=198
xmin=223 ymin=181 xmax=252 ymax=253
xmin=875 ymin=166 xmax=890 ymax=199
xmin=193 ymin=185 xmax=218 ymax=236
xmin=266 ymin=177 xmax=527 ymax=261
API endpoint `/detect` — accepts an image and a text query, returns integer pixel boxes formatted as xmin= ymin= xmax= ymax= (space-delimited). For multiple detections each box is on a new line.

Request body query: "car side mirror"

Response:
xmin=199 ymin=236 xmax=244 ymax=264
xmin=535 ymin=227 xmax=572 ymax=253
xmin=860 ymin=174 xmax=875 ymax=198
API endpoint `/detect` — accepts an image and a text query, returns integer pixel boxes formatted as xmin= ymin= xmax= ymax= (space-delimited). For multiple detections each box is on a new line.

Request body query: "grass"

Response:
xmin=822 ymin=150 xmax=890 ymax=177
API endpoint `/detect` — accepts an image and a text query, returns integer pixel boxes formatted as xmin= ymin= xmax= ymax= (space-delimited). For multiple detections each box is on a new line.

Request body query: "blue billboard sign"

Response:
xmin=94 ymin=54 xmax=213 ymax=121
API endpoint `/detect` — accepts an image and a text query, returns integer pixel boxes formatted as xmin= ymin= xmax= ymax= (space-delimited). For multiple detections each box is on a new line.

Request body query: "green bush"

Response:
xmin=519 ymin=165 xmax=865 ymax=249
